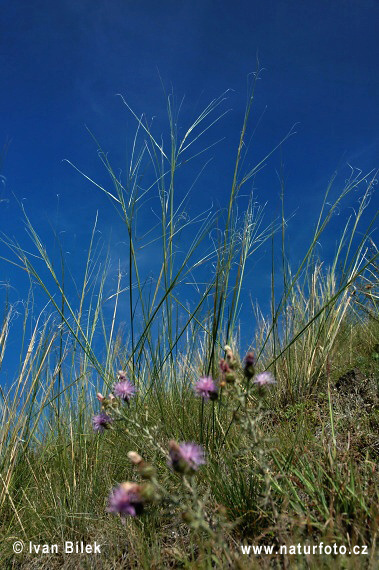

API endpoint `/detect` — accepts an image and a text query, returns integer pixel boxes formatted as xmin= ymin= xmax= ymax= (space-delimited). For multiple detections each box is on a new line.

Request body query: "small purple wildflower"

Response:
xmin=113 ymin=379 xmax=136 ymax=402
xmin=168 ymin=440 xmax=205 ymax=475
xmin=92 ymin=412 xmax=113 ymax=433
xmin=253 ymin=371 xmax=276 ymax=387
xmin=194 ymin=376 xmax=218 ymax=401
xmin=107 ymin=482 xmax=144 ymax=517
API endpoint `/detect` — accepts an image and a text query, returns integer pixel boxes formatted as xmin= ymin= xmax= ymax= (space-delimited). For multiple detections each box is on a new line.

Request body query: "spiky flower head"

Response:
xmin=107 ymin=482 xmax=144 ymax=517
xmin=92 ymin=412 xmax=113 ymax=433
xmin=113 ymin=378 xmax=136 ymax=402
xmin=168 ymin=440 xmax=205 ymax=475
xmin=253 ymin=371 xmax=276 ymax=388
xmin=194 ymin=376 xmax=218 ymax=401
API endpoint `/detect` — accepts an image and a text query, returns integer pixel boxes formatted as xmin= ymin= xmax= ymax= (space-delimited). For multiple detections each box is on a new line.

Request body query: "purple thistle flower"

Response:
xmin=92 ymin=412 xmax=113 ymax=433
xmin=168 ymin=440 xmax=205 ymax=475
xmin=107 ymin=482 xmax=144 ymax=517
xmin=194 ymin=376 xmax=218 ymax=401
xmin=113 ymin=379 xmax=136 ymax=402
xmin=253 ymin=371 xmax=276 ymax=387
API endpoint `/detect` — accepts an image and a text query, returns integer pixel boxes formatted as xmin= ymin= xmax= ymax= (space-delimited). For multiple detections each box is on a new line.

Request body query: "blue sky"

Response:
xmin=1 ymin=0 xmax=378 ymax=375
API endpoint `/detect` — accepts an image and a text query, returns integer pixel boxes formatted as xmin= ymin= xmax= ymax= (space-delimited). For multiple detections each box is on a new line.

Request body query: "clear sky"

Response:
xmin=0 ymin=1 xmax=378 ymax=374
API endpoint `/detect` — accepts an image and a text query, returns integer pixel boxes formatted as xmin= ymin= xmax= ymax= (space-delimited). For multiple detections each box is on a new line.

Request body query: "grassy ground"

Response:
xmin=0 ymin=78 xmax=378 ymax=568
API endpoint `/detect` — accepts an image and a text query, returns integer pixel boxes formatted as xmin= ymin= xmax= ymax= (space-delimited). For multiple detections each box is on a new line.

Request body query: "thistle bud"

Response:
xmin=244 ymin=352 xmax=255 ymax=379
xmin=219 ymin=358 xmax=230 ymax=373
xmin=139 ymin=483 xmax=156 ymax=502
xmin=138 ymin=463 xmax=156 ymax=480
xmin=225 ymin=371 xmax=236 ymax=384
xmin=127 ymin=451 xmax=143 ymax=465
xmin=224 ymin=345 xmax=237 ymax=369
xmin=101 ymin=393 xmax=119 ymax=410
